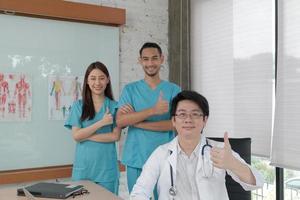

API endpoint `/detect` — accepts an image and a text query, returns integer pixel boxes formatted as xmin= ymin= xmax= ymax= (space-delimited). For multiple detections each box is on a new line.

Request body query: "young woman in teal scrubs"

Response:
xmin=64 ymin=61 xmax=121 ymax=194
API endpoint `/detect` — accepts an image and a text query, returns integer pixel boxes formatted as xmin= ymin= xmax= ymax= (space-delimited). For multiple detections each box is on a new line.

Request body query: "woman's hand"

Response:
xmin=100 ymin=107 xmax=113 ymax=126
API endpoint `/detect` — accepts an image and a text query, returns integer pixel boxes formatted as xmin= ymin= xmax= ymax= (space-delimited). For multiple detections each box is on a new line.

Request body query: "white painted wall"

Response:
xmin=67 ymin=0 xmax=169 ymax=90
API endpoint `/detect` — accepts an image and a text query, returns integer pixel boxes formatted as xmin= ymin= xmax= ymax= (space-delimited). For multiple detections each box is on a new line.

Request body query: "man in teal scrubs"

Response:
xmin=116 ymin=42 xmax=181 ymax=197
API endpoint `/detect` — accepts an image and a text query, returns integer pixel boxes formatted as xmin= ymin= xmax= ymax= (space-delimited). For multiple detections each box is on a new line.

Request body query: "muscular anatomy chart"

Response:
xmin=0 ymin=72 xmax=32 ymax=121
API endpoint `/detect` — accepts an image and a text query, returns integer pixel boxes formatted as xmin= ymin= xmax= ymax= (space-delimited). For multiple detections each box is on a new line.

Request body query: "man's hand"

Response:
xmin=210 ymin=132 xmax=236 ymax=170
xmin=152 ymin=91 xmax=169 ymax=115
xmin=119 ymin=104 xmax=135 ymax=114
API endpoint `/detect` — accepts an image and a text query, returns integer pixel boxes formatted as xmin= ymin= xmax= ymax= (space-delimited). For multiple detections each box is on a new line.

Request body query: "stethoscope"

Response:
xmin=169 ymin=138 xmax=213 ymax=198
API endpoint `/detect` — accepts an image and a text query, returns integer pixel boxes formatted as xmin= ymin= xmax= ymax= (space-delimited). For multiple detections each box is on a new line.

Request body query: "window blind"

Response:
xmin=271 ymin=0 xmax=300 ymax=170
xmin=191 ymin=0 xmax=273 ymax=157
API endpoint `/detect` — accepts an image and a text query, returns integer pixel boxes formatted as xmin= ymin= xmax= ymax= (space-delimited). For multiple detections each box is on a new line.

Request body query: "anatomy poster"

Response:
xmin=48 ymin=75 xmax=83 ymax=120
xmin=0 ymin=72 xmax=32 ymax=121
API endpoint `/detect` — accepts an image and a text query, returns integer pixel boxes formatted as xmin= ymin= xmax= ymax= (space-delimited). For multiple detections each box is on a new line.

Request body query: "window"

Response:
xmin=190 ymin=0 xmax=274 ymax=156
xmin=252 ymin=156 xmax=275 ymax=200
xmin=190 ymin=0 xmax=300 ymax=199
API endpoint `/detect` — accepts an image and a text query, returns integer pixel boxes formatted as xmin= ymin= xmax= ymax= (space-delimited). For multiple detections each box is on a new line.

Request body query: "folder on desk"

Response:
xmin=17 ymin=182 xmax=84 ymax=199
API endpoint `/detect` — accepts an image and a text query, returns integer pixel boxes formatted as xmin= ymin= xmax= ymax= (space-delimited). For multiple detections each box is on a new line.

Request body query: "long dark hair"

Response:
xmin=80 ymin=61 xmax=114 ymax=121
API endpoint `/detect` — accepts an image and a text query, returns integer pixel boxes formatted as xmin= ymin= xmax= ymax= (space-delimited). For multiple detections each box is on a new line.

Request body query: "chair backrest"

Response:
xmin=208 ymin=137 xmax=251 ymax=200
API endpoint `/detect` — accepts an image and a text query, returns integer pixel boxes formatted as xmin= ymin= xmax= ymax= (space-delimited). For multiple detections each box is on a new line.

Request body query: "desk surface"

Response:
xmin=0 ymin=180 xmax=123 ymax=200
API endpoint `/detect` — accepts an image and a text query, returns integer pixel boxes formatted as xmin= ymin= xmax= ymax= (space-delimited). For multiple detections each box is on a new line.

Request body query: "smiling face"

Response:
xmin=139 ymin=47 xmax=164 ymax=78
xmin=172 ymin=100 xmax=208 ymax=140
xmin=87 ymin=68 xmax=109 ymax=97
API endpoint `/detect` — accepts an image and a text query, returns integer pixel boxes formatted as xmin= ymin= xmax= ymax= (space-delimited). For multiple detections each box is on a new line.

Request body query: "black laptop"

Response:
xmin=17 ymin=182 xmax=84 ymax=199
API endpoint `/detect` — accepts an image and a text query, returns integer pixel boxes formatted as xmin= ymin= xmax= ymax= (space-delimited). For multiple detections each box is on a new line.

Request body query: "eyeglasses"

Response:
xmin=72 ymin=188 xmax=89 ymax=198
xmin=175 ymin=112 xmax=204 ymax=120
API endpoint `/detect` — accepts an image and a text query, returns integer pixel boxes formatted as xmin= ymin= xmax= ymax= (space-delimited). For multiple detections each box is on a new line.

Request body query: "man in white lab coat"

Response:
xmin=130 ymin=90 xmax=264 ymax=200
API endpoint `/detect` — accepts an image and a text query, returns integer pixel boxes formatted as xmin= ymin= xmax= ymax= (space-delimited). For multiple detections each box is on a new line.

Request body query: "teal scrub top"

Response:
xmin=118 ymin=80 xmax=181 ymax=168
xmin=64 ymin=97 xmax=119 ymax=183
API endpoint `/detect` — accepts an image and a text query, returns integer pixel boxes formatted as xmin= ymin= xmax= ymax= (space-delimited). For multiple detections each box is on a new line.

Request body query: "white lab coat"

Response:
xmin=130 ymin=136 xmax=264 ymax=200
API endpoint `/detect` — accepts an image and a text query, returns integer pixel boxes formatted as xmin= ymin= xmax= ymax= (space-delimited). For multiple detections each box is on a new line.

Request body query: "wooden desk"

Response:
xmin=0 ymin=180 xmax=123 ymax=200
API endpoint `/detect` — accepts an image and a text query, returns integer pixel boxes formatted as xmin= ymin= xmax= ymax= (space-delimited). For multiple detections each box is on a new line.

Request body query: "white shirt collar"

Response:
xmin=179 ymin=142 xmax=200 ymax=157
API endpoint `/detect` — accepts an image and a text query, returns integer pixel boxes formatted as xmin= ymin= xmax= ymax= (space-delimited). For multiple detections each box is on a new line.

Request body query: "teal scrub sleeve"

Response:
xmin=117 ymin=85 xmax=133 ymax=108
xmin=64 ymin=100 xmax=82 ymax=129
xmin=169 ymin=84 xmax=181 ymax=100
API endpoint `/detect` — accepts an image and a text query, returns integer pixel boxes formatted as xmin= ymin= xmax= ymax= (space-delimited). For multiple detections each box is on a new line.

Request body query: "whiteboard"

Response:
xmin=0 ymin=14 xmax=119 ymax=170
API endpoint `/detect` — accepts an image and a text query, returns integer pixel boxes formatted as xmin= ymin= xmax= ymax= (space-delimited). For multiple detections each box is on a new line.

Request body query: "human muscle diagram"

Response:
xmin=0 ymin=72 xmax=32 ymax=121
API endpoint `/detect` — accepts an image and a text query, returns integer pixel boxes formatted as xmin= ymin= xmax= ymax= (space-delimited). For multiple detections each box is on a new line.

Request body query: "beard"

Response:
xmin=145 ymin=71 xmax=159 ymax=77
xmin=143 ymin=66 xmax=160 ymax=77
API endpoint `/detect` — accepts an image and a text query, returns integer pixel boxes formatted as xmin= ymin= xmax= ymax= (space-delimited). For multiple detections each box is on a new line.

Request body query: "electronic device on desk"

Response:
xmin=17 ymin=182 xmax=84 ymax=199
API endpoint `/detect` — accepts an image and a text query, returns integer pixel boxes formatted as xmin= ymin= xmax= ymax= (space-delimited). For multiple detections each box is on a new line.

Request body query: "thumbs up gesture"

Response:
xmin=152 ymin=91 xmax=169 ymax=115
xmin=101 ymin=107 xmax=113 ymax=126
xmin=210 ymin=132 xmax=235 ymax=170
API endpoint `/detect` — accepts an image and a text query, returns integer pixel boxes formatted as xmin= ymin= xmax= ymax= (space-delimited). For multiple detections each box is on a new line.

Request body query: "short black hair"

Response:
xmin=171 ymin=90 xmax=209 ymax=117
xmin=139 ymin=42 xmax=162 ymax=56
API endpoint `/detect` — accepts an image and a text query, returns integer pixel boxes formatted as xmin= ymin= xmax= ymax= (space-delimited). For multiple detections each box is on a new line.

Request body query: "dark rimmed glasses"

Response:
xmin=175 ymin=112 xmax=204 ymax=120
